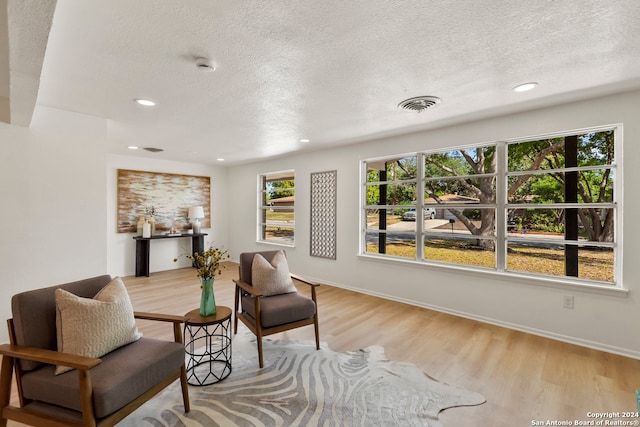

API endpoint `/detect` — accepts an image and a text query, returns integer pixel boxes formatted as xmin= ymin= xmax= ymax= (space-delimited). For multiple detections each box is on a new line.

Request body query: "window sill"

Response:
xmin=257 ymin=240 xmax=295 ymax=248
xmin=357 ymin=254 xmax=629 ymax=298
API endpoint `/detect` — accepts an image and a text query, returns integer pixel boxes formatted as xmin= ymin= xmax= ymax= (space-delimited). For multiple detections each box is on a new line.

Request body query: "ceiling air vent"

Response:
xmin=142 ymin=147 xmax=164 ymax=153
xmin=398 ymin=96 xmax=442 ymax=112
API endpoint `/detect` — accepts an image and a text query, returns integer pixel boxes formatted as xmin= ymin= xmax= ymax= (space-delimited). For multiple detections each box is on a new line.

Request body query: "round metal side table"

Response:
xmin=183 ymin=306 xmax=232 ymax=386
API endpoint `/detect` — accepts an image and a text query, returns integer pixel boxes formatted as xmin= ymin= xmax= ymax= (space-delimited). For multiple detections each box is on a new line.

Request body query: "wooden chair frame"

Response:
xmin=233 ymin=273 xmax=320 ymax=368
xmin=0 ymin=312 xmax=190 ymax=427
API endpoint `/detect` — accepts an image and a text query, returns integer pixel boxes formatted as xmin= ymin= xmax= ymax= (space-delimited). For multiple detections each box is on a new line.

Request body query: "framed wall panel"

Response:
xmin=117 ymin=169 xmax=210 ymax=233
xmin=310 ymin=170 xmax=337 ymax=259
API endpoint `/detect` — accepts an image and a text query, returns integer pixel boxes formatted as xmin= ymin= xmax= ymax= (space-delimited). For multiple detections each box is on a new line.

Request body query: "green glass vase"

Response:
xmin=199 ymin=277 xmax=217 ymax=317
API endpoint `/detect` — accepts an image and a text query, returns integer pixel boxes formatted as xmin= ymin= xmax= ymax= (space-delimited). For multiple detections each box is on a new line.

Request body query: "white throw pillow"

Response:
xmin=54 ymin=277 xmax=142 ymax=375
xmin=251 ymin=251 xmax=297 ymax=296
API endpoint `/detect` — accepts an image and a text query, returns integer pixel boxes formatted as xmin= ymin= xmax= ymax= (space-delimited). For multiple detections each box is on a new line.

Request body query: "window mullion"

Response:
xmin=508 ymin=163 xmax=615 ymax=177
xmin=416 ymin=154 xmax=425 ymax=260
xmin=496 ymin=142 xmax=507 ymax=272
xmin=505 ymin=202 xmax=615 ymax=209
xmin=361 ymin=162 xmax=368 ymax=255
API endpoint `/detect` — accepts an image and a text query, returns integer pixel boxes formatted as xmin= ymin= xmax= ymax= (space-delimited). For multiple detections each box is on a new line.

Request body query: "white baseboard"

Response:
xmin=311 ymin=277 xmax=640 ymax=361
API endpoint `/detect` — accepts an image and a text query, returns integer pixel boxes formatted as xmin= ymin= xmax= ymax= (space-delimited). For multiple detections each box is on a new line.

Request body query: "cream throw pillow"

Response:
xmin=54 ymin=277 xmax=142 ymax=375
xmin=251 ymin=251 xmax=297 ymax=296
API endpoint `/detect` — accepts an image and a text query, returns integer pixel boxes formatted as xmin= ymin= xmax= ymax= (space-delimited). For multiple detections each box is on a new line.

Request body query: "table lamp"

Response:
xmin=188 ymin=206 xmax=205 ymax=234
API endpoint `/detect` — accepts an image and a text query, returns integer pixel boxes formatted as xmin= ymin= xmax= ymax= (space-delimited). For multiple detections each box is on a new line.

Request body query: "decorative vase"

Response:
xmin=142 ymin=220 xmax=151 ymax=238
xmin=147 ymin=215 xmax=156 ymax=236
xmin=136 ymin=216 xmax=145 ymax=236
xmin=199 ymin=278 xmax=217 ymax=317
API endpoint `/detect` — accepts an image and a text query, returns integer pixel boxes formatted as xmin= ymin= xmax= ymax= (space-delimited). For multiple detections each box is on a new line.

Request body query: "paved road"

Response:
xmin=369 ymin=219 xmax=571 ymax=248
xmin=367 ymin=219 xmax=452 ymax=242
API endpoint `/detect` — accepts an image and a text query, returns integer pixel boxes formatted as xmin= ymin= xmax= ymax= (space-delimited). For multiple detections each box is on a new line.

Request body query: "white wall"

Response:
xmin=106 ymin=155 xmax=229 ymax=277
xmin=0 ymin=107 xmax=109 ymax=342
xmin=227 ymin=90 xmax=640 ymax=358
xmin=0 ymin=106 xmax=228 ymax=344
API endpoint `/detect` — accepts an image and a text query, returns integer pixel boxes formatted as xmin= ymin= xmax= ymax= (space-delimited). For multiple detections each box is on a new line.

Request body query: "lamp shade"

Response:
xmin=188 ymin=206 xmax=205 ymax=219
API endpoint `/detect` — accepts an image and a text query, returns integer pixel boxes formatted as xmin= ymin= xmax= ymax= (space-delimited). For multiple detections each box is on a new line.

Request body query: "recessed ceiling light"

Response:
xmin=299 ymin=138 xmax=310 ymax=143
xmin=127 ymin=146 xmax=139 ymax=150
xmin=134 ymin=98 xmax=156 ymax=106
xmin=216 ymin=158 xmax=225 ymax=162
xmin=513 ymin=82 xmax=539 ymax=93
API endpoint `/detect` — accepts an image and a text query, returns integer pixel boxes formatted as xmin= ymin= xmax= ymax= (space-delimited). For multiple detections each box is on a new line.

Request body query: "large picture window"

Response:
xmin=361 ymin=127 xmax=619 ymax=287
xmin=259 ymin=170 xmax=295 ymax=245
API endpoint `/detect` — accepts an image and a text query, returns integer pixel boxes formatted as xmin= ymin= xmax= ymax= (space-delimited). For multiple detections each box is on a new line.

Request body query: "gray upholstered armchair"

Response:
xmin=233 ymin=250 xmax=320 ymax=368
xmin=0 ymin=275 xmax=189 ymax=427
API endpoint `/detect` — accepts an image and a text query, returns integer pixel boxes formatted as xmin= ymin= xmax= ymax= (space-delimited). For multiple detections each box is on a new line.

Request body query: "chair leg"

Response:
xmin=233 ymin=312 xmax=238 ymax=335
xmin=253 ymin=293 xmax=264 ymax=368
xmin=257 ymin=333 xmax=264 ymax=368
xmin=314 ymin=316 xmax=320 ymax=350
xmin=233 ymin=285 xmax=239 ymax=335
xmin=311 ymin=286 xmax=320 ymax=350
xmin=179 ymin=365 xmax=190 ymax=413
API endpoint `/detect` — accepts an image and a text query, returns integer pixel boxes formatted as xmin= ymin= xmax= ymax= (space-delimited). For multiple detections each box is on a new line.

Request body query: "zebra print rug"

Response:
xmin=121 ymin=331 xmax=485 ymax=426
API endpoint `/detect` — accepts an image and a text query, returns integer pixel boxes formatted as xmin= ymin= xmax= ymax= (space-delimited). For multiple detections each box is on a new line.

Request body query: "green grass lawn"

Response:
xmin=267 ymin=212 xmax=613 ymax=282
xmin=265 ymin=211 xmax=294 ymax=222
xmin=367 ymin=241 xmax=614 ymax=283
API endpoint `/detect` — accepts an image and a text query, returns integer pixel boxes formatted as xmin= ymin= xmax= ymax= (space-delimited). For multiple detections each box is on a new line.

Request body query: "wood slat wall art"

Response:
xmin=310 ymin=170 xmax=337 ymax=259
xmin=117 ymin=169 xmax=211 ymax=233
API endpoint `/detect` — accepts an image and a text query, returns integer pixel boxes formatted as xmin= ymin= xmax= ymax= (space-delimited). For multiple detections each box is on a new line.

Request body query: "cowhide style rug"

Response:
xmin=120 ymin=331 xmax=485 ymax=426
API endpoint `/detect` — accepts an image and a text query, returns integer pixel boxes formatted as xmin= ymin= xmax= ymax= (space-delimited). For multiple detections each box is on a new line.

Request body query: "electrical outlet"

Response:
xmin=563 ymin=295 xmax=574 ymax=309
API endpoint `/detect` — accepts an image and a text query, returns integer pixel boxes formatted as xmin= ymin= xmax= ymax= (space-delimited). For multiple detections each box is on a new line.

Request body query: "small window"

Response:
xmin=258 ymin=170 xmax=295 ymax=245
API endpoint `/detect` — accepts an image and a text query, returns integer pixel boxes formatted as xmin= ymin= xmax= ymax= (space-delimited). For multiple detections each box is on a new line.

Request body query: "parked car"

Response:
xmin=402 ymin=207 xmax=436 ymax=221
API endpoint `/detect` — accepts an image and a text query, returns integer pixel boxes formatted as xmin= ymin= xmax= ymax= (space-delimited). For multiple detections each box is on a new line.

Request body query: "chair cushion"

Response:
xmin=20 ymin=337 xmax=184 ymax=419
xmin=11 ymin=275 xmax=113 ymax=372
xmin=241 ymin=292 xmax=316 ymax=328
xmin=251 ymin=251 xmax=297 ymax=296
xmin=54 ymin=277 xmax=142 ymax=375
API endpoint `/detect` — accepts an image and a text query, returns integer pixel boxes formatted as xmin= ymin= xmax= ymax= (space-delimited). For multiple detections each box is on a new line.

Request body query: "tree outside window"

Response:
xmin=362 ymin=127 xmax=618 ymax=285
xmin=506 ymin=130 xmax=615 ymax=282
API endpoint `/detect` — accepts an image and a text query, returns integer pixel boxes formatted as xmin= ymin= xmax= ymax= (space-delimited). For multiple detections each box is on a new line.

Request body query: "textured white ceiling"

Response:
xmin=6 ymin=0 xmax=640 ymax=164
xmin=3 ymin=0 xmax=56 ymax=125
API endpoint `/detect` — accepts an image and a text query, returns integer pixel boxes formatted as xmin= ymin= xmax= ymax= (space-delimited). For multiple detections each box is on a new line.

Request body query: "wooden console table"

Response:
xmin=133 ymin=233 xmax=207 ymax=277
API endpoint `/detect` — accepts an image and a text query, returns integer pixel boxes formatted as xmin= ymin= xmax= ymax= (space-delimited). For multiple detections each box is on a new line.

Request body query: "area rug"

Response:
xmin=120 ymin=331 xmax=485 ymax=426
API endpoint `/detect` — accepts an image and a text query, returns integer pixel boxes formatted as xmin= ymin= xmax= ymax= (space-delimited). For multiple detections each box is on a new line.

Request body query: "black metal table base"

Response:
xmin=184 ymin=308 xmax=232 ymax=386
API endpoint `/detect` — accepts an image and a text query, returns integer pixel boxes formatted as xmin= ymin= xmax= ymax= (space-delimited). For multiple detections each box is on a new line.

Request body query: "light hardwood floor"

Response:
xmin=8 ymin=264 xmax=640 ymax=426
